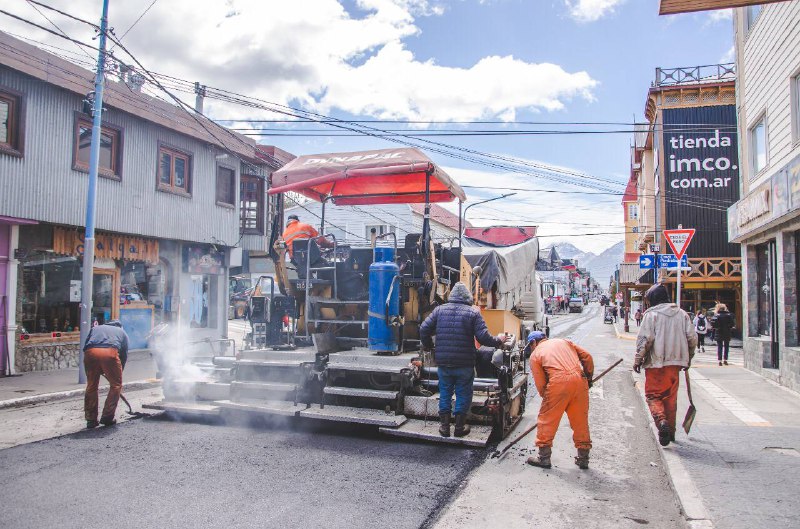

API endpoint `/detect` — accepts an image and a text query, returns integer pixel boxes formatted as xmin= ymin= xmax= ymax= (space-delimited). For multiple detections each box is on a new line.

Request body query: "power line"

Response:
xmin=113 ymin=0 xmax=158 ymax=44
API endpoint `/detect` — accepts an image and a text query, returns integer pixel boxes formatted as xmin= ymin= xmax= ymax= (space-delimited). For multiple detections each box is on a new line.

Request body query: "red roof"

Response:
xmin=409 ymin=203 xmax=466 ymax=232
xmin=464 ymin=225 xmax=537 ymax=246
xmin=622 ymin=175 xmax=637 ymax=204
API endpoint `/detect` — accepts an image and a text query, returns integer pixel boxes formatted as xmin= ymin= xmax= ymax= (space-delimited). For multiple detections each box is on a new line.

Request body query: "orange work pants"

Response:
xmin=535 ymin=372 xmax=591 ymax=450
xmin=84 ymin=347 xmax=123 ymax=422
xmin=644 ymin=366 xmax=681 ymax=434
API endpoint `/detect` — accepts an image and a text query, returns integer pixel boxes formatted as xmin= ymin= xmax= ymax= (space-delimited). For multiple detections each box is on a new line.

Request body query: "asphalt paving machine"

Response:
xmin=147 ymin=148 xmax=533 ymax=447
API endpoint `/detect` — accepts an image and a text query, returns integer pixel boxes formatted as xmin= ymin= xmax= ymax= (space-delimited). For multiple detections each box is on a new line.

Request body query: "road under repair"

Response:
xmin=0 ymin=305 xmax=683 ymax=529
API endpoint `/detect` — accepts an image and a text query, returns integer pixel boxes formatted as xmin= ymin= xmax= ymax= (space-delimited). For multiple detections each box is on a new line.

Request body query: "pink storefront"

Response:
xmin=1 ymin=216 xmax=36 ymax=376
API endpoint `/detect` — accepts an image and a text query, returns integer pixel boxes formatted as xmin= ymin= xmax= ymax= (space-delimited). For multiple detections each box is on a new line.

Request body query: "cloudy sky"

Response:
xmin=0 ymin=0 xmax=734 ymax=253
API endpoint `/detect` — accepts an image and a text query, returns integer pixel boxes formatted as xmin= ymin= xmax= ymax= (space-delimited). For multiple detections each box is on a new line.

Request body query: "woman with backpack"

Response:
xmin=693 ymin=311 xmax=709 ymax=353
xmin=713 ymin=304 xmax=735 ymax=366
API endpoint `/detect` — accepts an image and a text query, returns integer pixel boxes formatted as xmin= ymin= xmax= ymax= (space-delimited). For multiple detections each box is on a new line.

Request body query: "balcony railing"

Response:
xmin=655 ymin=64 xmax=735 ymax=87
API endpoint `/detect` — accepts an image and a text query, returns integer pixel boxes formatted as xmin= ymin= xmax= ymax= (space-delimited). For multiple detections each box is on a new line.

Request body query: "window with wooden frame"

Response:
xmin=0 ymin=88 xmax=24 ymax=156
xmin=239 ymin=174 xmax=264 ymax=234
xmin=73 ymin=116 xmax=122 ymax=179
xmin=157 ymin=145 xmax=191 ymax=195
xmin=216 ymin=165 xmax=236 ymax=206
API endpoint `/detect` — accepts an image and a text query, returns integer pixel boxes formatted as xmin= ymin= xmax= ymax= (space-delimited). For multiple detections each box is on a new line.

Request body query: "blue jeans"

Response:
xmin=438 ymin=366 xmax=474 ymax=415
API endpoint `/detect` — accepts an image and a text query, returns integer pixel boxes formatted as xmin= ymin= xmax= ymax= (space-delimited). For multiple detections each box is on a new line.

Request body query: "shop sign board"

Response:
xmin=662 ymin=105 xmax=739 ymax=257
xmin=53 ymin=227 xmax=159 ymax=264
xmin=183 ymin=245 xmax=225 ymax=275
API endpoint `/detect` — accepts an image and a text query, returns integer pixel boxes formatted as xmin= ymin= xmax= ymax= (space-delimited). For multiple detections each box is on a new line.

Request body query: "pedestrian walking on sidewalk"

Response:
xmin=83 ymin=320 xmax=129 ymax=429
xmin=634 ymin=308 xmax=643 ymax=327
xmin=419 ymin=282 xmax=507 ymax=438
xmin=525 ymin=331 xmax=594 ymax=470
xmin=713 ymin=304 xmax=735 ymax=366
xmin=694 ymin=311 xmax=709 ymax=353
xmin=634 ymin=284 xmax=697 ymax=447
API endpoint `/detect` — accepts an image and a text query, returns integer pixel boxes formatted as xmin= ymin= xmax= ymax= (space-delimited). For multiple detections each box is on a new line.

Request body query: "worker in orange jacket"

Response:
xmin=526 ymin=330 xmax=594 ymax=470
xmin=281 ymin=214 xmax=330 ymax=259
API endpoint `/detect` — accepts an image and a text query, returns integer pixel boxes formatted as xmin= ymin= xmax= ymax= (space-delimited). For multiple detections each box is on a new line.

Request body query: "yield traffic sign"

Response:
xmin=639 ymin=255 xmax=655 ymax=269
xmin=663 ymin=228 xmax=695 ymax=259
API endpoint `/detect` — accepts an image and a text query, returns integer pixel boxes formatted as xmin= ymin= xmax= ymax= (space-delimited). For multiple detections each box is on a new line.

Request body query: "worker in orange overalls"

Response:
xmin=526 ymin=330 xmax=594 ymax=470
xmin=281 ymin=214 xmax=321 ymax=259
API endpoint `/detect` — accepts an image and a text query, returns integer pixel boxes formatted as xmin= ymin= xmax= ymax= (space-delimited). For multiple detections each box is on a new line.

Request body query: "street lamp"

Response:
xmin=460 ymin=193 xmax=517 ymax=243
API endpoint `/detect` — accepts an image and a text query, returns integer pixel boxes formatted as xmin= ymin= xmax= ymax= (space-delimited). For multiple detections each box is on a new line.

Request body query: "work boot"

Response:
xmin=724 ymin=360 xmax=728 ymax=366
xmin=100 ymin=417 xmax=117 ymax=427
xmin=439 ymin=412 xmax=451 ymax=438
xmin=719 ymin=361 xmax=723 ymax=366
xmin=86 ymin=420 xmax=99 ymax=429
xmin=658 ymin=421 xmax=671 ymax=447
xmin=527 ymin=446 xmax=552 ymax=469
xmin=454 ymin=413 xmax=471 ymax=437
xmin=575 ymin=448 xmax=590 ymax=470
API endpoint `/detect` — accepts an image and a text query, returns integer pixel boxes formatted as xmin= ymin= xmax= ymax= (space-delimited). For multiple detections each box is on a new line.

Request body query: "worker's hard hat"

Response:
xmin=287 ymin=214 xmax=299 ymax=222
xmin=527 ymin=330 xmax=546 ymax=343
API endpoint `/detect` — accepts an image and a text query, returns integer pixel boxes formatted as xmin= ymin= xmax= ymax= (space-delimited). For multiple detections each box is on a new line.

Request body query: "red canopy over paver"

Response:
xmin=268 ymin=147 xmax=466 ymax=205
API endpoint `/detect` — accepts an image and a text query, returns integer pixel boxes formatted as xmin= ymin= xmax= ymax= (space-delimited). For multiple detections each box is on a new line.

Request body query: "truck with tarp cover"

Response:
xmin=146 ymin=148 xmax=534 ymax=447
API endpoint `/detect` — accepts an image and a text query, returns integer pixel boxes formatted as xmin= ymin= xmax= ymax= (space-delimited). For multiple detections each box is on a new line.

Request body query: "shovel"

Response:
xmin=682 ymin=369 xmax=696 ymax=434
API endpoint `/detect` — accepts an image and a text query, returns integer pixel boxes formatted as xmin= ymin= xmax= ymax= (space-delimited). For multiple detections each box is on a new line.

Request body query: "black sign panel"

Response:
xmin=663 ymin=105 xmax=740 ymax=257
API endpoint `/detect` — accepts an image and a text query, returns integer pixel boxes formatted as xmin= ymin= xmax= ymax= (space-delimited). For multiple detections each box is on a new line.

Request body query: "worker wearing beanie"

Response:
xmin=281 ymin=214 xmax=326 ymax=259
xmin=634 ymin=283 xmax=697 ymax=446
xmin=526 ymin=330 xmax=594 ymax=470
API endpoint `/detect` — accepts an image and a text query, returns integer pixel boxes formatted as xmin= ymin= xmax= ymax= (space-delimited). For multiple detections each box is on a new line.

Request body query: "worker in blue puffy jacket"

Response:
xmin=420 ymin=282 xmax=506 ymax=438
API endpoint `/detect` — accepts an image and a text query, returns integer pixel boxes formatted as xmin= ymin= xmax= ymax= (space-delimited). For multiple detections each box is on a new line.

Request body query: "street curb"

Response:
xmin=630 ymin=373 xmax=714 ymax=529
xmin=0 ymin=379 xmax=161 ymax=410
xmin=613 ymin=323 xmax=637 ymax=341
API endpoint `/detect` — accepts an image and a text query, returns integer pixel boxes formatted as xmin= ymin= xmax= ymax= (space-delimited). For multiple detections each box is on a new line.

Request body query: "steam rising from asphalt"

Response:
xmin=148 ymin=323 xmax=214 ymax=402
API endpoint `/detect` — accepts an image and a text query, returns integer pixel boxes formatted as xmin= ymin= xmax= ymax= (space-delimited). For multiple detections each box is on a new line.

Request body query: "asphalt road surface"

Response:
xmin=0 ymin=305 xmax=681 ymax=529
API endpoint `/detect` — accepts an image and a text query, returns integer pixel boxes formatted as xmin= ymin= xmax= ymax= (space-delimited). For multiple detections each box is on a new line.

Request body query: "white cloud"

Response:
xmin=0 ymin=0 xmax=597 ymax=123
xmin=706 ymin=9 xmax=732 ymax=24
xmin=564 ymin=0 xmax=626 ymax=23
xmin=720 ymin=45 xmax=735 ymax=63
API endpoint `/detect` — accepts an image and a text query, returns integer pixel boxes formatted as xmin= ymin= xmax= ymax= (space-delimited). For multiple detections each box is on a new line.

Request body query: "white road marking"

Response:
xmin=691 ymin=371 xmax=771 ymax=427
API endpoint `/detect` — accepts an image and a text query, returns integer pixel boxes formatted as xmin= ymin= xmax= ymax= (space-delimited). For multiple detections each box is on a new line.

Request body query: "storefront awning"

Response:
xmin=619 ymin=263 xmax=648 ymax=286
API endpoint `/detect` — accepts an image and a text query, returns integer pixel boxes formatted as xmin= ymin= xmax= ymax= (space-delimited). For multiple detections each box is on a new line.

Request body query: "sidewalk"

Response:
xmin=0 ymin=350 xmax=159 ymax=408
xmin=630 ymin=343 xmax=800 ymax=528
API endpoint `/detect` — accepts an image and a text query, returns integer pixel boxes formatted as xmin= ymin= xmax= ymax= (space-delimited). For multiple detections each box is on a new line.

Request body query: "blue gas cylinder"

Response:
xmin=368 ymin=247 xmax=400 ymax=352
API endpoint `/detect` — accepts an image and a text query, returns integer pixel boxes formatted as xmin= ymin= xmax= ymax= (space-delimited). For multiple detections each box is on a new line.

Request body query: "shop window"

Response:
xmin=0 ymin=88 xmax=24 ymax=156
xmin=189 ymin=275 xmax=217 ymax=328
xmin=216 ymin=165 xmax=236 ymax=206
xmin=796 ymin=232 xmax=800 ymax=346
xmin=365 ymin=224 xmax=394 ymax=240
xmin=746 ymin=5 xmax=762 ymax=33
xmin=19 ymin=252 xmax=83 ymax=335
xmin=755 ymin=241 xmax=777 ymax=338
xmin=749 ymin=116 xmax=767 ymax=176
xmin=73 ymin=116 xmax=122 ymax=179
xmin=240 ymin=174 xmax=264 ymax=234
xmin=793 ymin=74 xmax=800 ymax=144
xmin=157 ymin=145 xmax=192 ymax=195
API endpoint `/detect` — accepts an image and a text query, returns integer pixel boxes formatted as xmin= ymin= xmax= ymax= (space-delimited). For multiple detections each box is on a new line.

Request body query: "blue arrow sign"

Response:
xmin=659 ymin=254 xmax=689 ymax=268
xmin=639 ymin=254 xmax=655 ymax=269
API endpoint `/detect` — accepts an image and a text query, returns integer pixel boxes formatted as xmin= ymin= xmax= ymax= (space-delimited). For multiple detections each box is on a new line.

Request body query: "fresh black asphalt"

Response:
xmin=0 ymin=415 xmax=485 ymax=529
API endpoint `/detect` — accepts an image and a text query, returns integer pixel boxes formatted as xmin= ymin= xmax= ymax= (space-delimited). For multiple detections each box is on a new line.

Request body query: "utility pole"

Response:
xmin=78 ymin=0 xmax=110 ymax=384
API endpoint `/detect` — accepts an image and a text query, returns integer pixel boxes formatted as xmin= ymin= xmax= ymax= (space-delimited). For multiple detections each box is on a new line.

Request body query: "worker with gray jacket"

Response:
xmin=83 ymin=320 xmax=129 ymax=428
xmin=420 ymin=282 xmax=506 ymax=438
xmin=634 ymin=284 xmax=697 ymax=446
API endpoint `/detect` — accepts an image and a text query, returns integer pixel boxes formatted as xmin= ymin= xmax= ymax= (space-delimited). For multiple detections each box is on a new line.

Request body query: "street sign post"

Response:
xmin=639 ymin=254 xmax=656 ymax=269
xmin=663 ymin=226 xmax=695 ymax=309
xmin=658 ymin=254 xmax=688 ymax=268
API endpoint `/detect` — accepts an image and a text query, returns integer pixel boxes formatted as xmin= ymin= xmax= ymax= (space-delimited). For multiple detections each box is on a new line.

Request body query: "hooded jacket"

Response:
xmin=713 ymin=310 xmax=735 ymax=341
xmin=84 ymin=320 xmax=130 ymax=368
xmin=635 ymin=303 xmax=697 ymax=369
xmin=419 ymin=283 xmax=503 ymax=368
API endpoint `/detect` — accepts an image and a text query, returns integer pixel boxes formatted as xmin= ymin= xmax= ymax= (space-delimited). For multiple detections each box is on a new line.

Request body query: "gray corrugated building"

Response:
xmin=0 ymin=31 xmax=292 ymax=373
